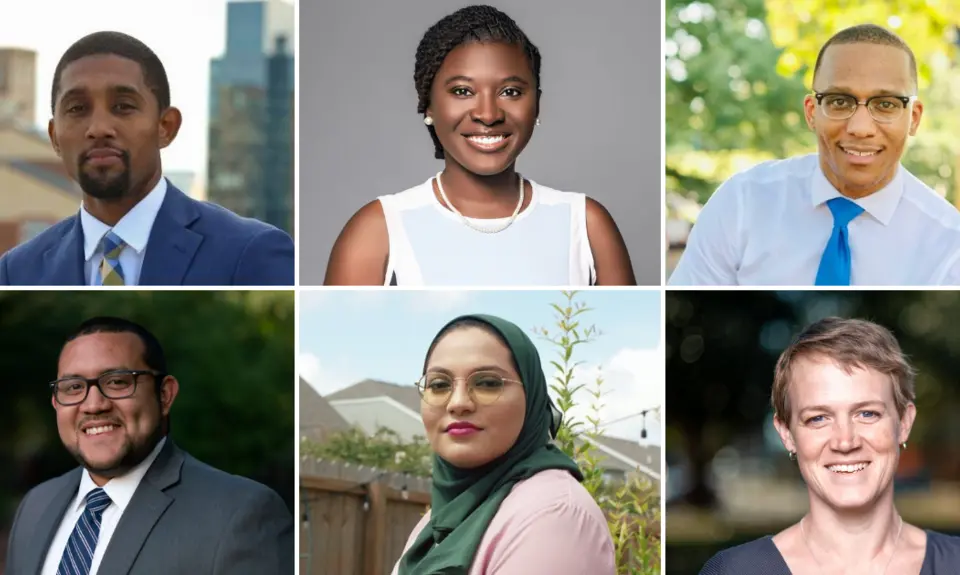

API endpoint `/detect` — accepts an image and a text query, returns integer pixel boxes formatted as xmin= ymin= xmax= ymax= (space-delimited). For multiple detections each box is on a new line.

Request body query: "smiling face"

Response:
xmin=48 ymin=54 xmax=180 ymax=201
xmin=420 ymin=326 xmax=526 ymax=469
xmin=426 ymin=41 xmax=538 ymax=176
xmin=54 ymin=331 xmax=178 ymax=485
xmin=803 ymin=42 xmax=922 ymax=199
xmin=774 ymin=354 xmax=915 ymax=512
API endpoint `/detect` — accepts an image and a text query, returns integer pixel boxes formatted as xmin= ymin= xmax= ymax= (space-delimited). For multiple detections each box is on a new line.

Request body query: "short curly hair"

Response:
xmin=414 ymin=5 xmax=541 ymax=159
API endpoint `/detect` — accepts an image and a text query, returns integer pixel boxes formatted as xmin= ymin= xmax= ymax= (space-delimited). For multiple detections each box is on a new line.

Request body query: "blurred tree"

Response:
xmin=667 ymin=0 xmax=960 ymax=204
xmin=1 ymin=291 xmax=295 ymax=530
xmin=300 ymin=427 xmax=433 ymax=477
xmin=665 ymin=291 xmax=797 ymax=508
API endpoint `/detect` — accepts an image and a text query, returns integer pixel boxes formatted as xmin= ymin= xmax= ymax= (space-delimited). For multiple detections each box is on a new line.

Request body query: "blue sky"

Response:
xmin=300 ymin=289 xmax=663 ymax=445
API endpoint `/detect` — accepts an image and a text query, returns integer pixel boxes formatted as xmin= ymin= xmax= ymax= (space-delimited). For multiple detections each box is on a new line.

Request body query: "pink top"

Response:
xmin=390 ymin=469 xmax=616 ymax=575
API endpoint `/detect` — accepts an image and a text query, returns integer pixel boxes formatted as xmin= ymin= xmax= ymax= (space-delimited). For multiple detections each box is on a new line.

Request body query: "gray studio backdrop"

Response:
xmin=299 ymin=0 xmax=662 ymax=285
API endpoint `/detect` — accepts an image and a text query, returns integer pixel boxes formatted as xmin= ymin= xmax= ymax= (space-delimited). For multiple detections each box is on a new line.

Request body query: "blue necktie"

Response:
xmin=815 ymin=197 xmax=864 ymax=286
xmin=56 ymin=488 xmax=112 ymax=575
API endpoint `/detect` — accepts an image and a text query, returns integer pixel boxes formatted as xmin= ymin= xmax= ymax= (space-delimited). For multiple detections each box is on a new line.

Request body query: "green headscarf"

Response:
xmin=397 ymin=314 xmax=584 ymax=575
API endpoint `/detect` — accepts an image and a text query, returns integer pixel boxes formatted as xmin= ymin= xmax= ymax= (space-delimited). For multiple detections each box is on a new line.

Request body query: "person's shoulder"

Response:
xmin=376 ymin=177 xmax=435 ymax=211
xmin=0 ymin=216 xmax=77 ymax=263
xmin=527 ymin=179 xmax=584 ymax=204
xmin=187 ymin=195 xmax=288 ymax=239
xmin=723 ymin=154 xmax=818 ymax=190
xmin=700 ymin=536 xmax=785 ymax=575
xmin=898 ymin=168 xmax=960 ymax=230
xmin=925 ymin=530 xmax=960 ymax=560
xmin=178 ymin=450 xmax=280 ymax=501
xmin=503 ymin=469 xmax=603 ymax=521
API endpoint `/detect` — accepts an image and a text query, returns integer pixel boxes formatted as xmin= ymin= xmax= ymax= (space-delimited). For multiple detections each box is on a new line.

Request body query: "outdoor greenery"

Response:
xmin=301 ymin=426 xmax=433 ymax=476
xmin=536 ymin=291 xmax=661 ymax=575
xmin=666 ymin=0 xmax=960 ymax=205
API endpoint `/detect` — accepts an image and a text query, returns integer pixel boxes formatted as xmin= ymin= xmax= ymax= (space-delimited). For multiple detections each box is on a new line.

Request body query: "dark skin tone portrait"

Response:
xmin=325 ymin=39 xmax=636 ymax=286
xmin=48 ymin=54 xmax=182 ymax=227
xmin=802 ymin=43 xmax=923 ymax=200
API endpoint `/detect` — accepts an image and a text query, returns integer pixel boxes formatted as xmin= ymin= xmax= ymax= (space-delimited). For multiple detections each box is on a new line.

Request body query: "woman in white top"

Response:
xmin=324 ymin=5 xmax=635 ymax=286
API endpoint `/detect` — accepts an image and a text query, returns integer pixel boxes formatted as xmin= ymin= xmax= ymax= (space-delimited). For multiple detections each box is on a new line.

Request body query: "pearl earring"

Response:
xmin=535 ymin=118 xmax=541 ymax=126
xmin=424 ymin=116 xmax=433 ymax=126
xmin=901 ymin=442 xmax=907 ymax=450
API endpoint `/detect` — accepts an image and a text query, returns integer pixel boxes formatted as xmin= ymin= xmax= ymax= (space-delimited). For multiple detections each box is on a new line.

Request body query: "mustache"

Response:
xmin=78 ymin=416 xmax=123 ymax=429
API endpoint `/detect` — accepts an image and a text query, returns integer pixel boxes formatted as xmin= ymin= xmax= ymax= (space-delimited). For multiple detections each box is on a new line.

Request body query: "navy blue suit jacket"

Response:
xmin=0 ymin=181 xmax=294 ymax=286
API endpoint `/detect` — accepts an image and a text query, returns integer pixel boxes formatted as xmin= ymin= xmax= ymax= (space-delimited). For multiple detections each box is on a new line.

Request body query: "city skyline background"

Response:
xmin=0 ymin=0 xmax=295 ymax=254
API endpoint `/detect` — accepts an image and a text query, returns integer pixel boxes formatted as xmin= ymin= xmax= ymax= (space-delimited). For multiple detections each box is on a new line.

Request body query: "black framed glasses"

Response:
xmin=813 ymin=92 xmax=916 ymax=123
xmin=50 ymin=369 xmax=163 ymax=406
xmin=416 ymin=370 xmax=522 ymax=406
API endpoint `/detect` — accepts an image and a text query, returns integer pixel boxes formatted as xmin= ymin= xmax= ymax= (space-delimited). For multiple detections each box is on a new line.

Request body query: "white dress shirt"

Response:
xmin=40 ymin=437 xmax=167 ymax=575
xmin=669 ymin=153 xmax=960 ymax=286
xmin=80 ymin=178 xmax=168 ymax=286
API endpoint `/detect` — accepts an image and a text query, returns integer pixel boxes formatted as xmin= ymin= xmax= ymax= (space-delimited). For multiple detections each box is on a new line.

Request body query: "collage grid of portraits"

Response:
xmin=8 ymin=0 xmax=960 ymax=574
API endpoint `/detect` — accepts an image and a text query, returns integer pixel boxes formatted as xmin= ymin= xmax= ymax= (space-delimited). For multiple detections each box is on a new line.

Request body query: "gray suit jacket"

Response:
xmin=6 ymin=439 xmax=293 ymax=574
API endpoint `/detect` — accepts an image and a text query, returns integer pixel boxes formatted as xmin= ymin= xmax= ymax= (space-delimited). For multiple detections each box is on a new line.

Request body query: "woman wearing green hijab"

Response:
xmin=391 ymin=314 xmax=616 ymax=575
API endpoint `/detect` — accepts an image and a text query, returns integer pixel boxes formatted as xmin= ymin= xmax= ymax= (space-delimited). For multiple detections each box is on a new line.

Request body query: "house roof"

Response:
xmin=299 ymin=378 xmax=350 ymax=439
xmin=326 ymin=379 xmax=662 ymax=479
xmin=2 ymin=159 xmax=78 ymax=195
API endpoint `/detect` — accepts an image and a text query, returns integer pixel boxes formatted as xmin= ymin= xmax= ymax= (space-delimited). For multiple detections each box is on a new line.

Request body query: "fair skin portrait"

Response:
xmin=54 ymin=331 xmax=178 ymax=486
xmin=803 ymin=42 xmax=923 ymax=200
xmin=48 ymin=54 xmax=182 ymax=226
xmin=771 ymin=355 xmax=926 ymax=574
xmin=420 ymin=326 xmax=526 ymax=469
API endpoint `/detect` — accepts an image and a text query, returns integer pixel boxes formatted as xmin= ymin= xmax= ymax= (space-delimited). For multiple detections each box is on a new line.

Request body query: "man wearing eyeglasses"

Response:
xmin=5 ymin=316 xmax=293 ymax=574
xmin=670 ymin=23 xmax=960 ymax=286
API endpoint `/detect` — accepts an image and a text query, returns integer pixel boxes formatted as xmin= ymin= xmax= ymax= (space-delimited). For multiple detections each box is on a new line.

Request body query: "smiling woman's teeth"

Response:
xmin=469 ymin=135 xmax=505 ymax=144
xmin=827 ymin=462 xmax=869 ymax=474
xmin=844 ymin=148 xmax=878 ymax=157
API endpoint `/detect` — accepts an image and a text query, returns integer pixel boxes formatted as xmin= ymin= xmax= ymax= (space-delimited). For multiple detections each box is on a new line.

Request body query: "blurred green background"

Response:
xmin=0 ymin=290 xmax=295 ymax=571
xmin=665 ymin=291 xmax=960 ymax=574
xmin=665 ymin=0 xmax=960 ymax=275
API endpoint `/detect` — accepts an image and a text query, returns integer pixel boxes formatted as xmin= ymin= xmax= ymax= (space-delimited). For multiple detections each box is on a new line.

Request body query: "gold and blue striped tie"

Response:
xmin=98 ymin=231 xmax=126 ymax=286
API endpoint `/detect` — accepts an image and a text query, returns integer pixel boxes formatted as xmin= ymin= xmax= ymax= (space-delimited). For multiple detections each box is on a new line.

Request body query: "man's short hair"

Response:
xmin=51 ymin=31 xmax=171 ymax=114
xmin=772 ymin=317 xmax=916 ymax=423
xmin=812 ymin=24 xmax=918 ymax=89
xmin=64 ymin=316 xmax=167 ymax=374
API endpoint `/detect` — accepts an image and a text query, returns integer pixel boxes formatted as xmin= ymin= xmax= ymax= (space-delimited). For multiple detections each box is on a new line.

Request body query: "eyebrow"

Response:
xmin=426 ymin=365 xmax=510 ymax=376
xmin=443 ymin=75 xmax=531 ymax=86
xmin=56 ymin=366 xmax=133 ymax=380
xmin=59 ymin=84 xmax=144 ymax=103
xmin=817 ymin=86 xmax=912 ymax=97
xmin=799 ymin=400 xmax=887 ymax=414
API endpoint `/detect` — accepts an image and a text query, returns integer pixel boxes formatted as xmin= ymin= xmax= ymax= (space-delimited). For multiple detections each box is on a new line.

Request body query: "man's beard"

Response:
xmin=77 ymin=152 xmax=132 ymax=200
xmin=67 ymin=422 xmax=163 ymax=480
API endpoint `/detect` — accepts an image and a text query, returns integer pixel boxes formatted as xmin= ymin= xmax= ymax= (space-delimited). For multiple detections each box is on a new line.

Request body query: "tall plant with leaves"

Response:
xmin=535 ymin=291 xmax=661 ymax=575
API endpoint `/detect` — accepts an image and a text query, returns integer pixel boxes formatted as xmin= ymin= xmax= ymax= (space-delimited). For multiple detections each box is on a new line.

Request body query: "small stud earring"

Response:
xmin=423 ymin=116 xmax=433 ymax=126
xmin=901 ymin=442 xmax=907 ymax=450
xmin=788 ymin=451 xmax=797 ymax=461
xmin=535 ymin=118 xmax=541 ymax=126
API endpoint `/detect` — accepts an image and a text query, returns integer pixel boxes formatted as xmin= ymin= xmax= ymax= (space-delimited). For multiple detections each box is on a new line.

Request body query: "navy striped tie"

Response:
xmin=56 ymin=488 xmax=112 ymax=575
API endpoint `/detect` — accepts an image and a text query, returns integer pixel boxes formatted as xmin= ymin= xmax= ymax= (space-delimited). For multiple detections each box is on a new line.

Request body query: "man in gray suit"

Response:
xmin=5 ymin=316 xmax=293 ymax=574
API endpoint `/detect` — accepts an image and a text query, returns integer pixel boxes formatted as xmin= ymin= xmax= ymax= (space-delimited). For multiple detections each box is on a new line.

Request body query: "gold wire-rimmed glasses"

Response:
xmin=416 ymin=370 xmax=522 ymax=406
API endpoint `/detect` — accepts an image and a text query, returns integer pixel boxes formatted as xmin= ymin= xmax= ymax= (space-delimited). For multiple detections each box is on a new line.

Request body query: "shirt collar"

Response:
xmin=74 ymin=436 xmax=167 ymax=514
xmin=810 ymin=159 xmax=904 ymax=226
xmin=80 ymin=177 xmax=168 ymax=261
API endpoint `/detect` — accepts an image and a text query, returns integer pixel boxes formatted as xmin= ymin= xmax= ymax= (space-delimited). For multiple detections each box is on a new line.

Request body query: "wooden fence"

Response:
xmin=300 ymin=458 xmax=432 ymax=575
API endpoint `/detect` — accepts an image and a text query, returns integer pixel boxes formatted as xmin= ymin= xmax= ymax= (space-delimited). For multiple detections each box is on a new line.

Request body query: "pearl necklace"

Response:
xmin=434 ymin=171 xmax=524 ymax=234
xmin=800 ymin=515 xmax=903 ymax=575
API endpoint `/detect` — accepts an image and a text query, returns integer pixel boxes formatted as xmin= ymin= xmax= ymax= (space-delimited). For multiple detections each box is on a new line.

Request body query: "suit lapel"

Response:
xmin=139 ymin=182 xmax=203 ymax=285
xmin=40 ymin=215 xmax=85 ymax=285
xmin=97 ymin=439 xmax=183 ymax=574
xmin=23 ymin=469 xmax=81 ymax=574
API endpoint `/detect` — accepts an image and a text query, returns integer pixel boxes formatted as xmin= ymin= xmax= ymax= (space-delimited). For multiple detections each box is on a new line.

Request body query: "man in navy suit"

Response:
xmin=0 ymin=31 xmax=294 ymax=286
